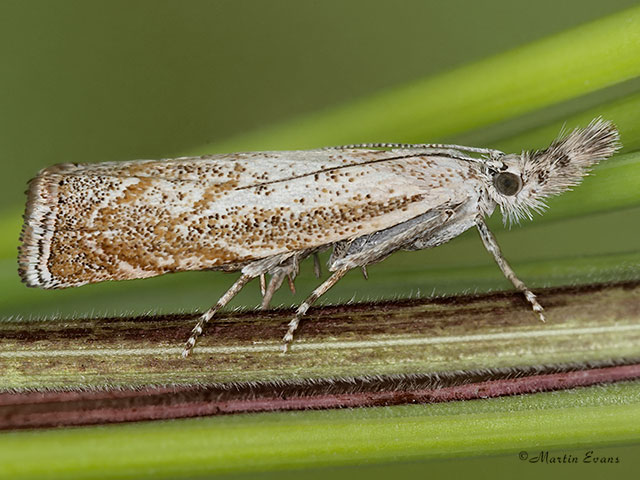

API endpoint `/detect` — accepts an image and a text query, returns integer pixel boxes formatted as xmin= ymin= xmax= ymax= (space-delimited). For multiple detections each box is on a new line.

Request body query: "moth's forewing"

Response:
xmin=20 ymin=150 xmax=479 ymax=288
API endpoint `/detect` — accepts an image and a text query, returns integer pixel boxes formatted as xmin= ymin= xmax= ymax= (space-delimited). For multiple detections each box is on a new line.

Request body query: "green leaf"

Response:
xmin=1 ymin=382 xmax=639 ymax=479
xmin=184 ymin=5 xmax=640 ymax=152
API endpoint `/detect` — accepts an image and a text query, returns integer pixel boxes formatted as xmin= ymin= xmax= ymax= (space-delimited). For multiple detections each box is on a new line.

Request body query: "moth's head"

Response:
xmin=485 ymin=118 xmax=620 ymax=225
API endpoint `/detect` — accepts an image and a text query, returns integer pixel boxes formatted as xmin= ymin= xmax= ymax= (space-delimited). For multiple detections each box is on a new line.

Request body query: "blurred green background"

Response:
xmin=1 ymin=0 xmax=639 ymax=320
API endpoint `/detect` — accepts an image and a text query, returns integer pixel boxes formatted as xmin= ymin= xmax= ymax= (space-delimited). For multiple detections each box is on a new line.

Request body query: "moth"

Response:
xmin=18 ymin=118 xmax=620 ymax=357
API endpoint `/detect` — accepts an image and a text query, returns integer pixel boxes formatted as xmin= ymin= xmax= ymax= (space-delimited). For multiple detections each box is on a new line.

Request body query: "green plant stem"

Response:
xmin=2 ymin=282 xmax=639 ymax=390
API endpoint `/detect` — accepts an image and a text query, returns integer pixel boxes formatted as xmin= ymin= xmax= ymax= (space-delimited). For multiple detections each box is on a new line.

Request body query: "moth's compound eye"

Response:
xmin=493 ymin=172 xmax=522 ymax=196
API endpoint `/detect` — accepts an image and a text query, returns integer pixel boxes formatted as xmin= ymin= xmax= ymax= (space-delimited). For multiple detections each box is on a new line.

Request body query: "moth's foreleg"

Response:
xmin=182 ymin=273 xmax=254 ymax=358
xmin=282 ymin=266 xmax=350 ymax=353
xmin=475 ymin=217 xmax=545 ymax=322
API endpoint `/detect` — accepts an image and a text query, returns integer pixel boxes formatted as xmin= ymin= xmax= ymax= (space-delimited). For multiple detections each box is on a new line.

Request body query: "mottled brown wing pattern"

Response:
xmin=19 ymin=150 xmax=477 ymax=288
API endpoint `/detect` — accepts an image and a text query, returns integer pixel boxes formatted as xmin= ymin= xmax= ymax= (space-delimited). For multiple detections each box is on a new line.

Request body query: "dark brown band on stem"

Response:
xmin=1 ymin=361 xmax=639 ymax=430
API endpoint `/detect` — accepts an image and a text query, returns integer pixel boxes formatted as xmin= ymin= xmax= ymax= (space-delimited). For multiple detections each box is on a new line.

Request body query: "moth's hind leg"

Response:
xmin=282 ymin=266 xmax=350 ymax=352
xmin=182 ymin=249 xmax=320 ymax=357
xmin=181 ymin=273 xmax=254 ymax=358
xmin=259 ymin=250 xmax=315 ymax=310
xmin=260 ymin=271 xmax=286 ymax=310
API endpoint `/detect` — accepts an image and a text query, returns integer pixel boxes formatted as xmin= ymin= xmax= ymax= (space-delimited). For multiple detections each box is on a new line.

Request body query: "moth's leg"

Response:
xmin=313 ymin=253 xmax=322 ymax=278
xmin=282 ymin=266 xmax=350 ymax=353
xmin=361 ymin=265 xmax=368 ymax=280
xmin=286 ymin=274 xmax=296 ymax=294
xmin=260 ymin=271 xmax=286 ymax=310
xmin=259 ymin=274 xmax=266 ymax=296
xmin=182 ymin=273 xmax=254 ymax=358
xmin=260 ymin=253 xmax=306 ymax=309
xmin=475 ymin=217 xmax=545 ymax=322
